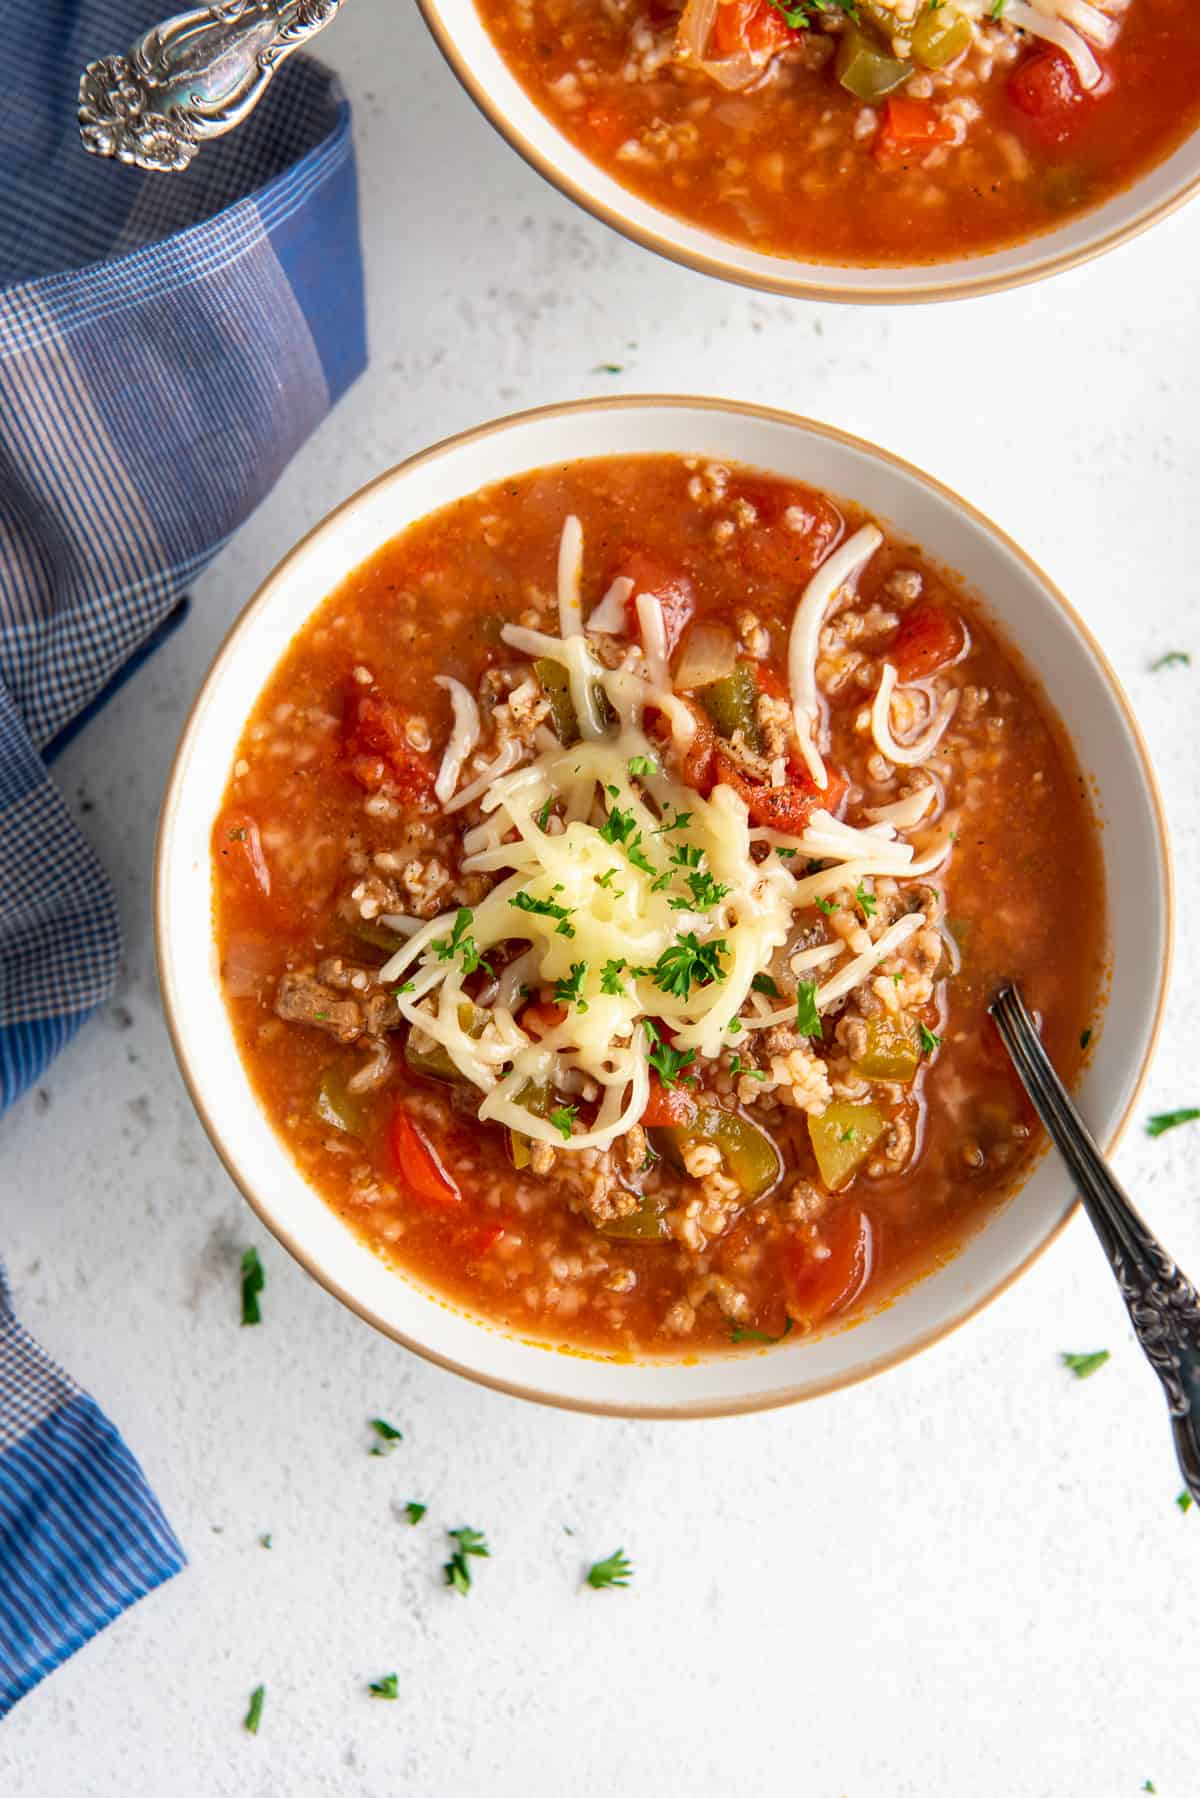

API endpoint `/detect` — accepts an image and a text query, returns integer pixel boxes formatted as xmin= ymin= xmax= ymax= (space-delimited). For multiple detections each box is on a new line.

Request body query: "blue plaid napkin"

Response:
xmin=0 ymin=0 xmax=365 ymax=1716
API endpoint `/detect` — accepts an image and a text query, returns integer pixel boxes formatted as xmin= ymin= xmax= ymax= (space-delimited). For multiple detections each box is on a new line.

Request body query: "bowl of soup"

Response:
xmin=416 ymin=0 xmax=1200 ymax=299
xmin=156 ymin=396 xmax=1170 ymax=1414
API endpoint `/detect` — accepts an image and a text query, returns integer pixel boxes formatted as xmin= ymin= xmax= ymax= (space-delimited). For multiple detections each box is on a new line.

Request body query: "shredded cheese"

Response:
xmin=789 ymin=525 xmax=883 ymax=790
xmin=433 ymin=676 xmax=480 ymax=805
xmin=871 ymin=663 xmax=959 ymax=768
xmin=589 ymin=575 xmax=634 ymax=634
xmin=557 ymin=514 xmax=584 ymax=638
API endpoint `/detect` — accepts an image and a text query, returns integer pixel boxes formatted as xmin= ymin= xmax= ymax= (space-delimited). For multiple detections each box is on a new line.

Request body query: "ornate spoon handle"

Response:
xmin=78 ymin=0 xmax=350 ymax=173
xmin=990 ymin=983 xmax=1200 ymax=1501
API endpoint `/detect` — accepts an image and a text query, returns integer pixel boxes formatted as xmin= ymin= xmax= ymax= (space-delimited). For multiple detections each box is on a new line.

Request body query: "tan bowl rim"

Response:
xmin=155 ymin=394 xmax=1174 ymax=1417
xmin=414 ymin=0 xmax=1200 ymax=304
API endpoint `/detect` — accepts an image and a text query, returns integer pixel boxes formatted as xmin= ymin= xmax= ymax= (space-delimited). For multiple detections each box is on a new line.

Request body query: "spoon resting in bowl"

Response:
xmin=990 ymin=982 xmax=1200 ymax=1503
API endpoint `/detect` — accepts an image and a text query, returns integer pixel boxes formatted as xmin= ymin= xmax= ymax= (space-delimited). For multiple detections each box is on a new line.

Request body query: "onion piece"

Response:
xmin=674 ymin=620 xmax=737 ymax=691
xmin=1049 ymin=0 xmax=1118 ymax=45
xmin=378 ymin=913 xmax=425 ymax=937
xmin=789 ymin=525 xmax=883 ymax=790
xmin=871 ymin=664 xmax=958 ymax=768
xmin=588 ymin=575 xmax=634 ymax=635
xmin=675 ymin=0 xmax=718 ymax=60
xmin=433 ymin=674 xmax=480 ymax=805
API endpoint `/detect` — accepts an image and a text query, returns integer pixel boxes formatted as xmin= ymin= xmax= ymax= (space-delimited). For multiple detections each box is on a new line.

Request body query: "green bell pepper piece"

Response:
xmin=911 ymin=4 xmax=973 ymax=68
xmin=315 ymin=1067 xmax=368 ymax=1137
xmin=404 ymin=1003 xmax=488 ymax=1082
xmin=535 ymin=657 xmax=580 ymax=747
xmin=851 ymin=1016 xmax=921 ymax=1083
xmin=596 ymin=1193 xmax=670 ymax=1241
xmin=653 ymin=1107 xmax=781 ymax=1202
xmin=696 ymin=661 xmax=763 ymax=753
xmin=836 ymin=27 xmax=912 ymax=100
xmin=808 ymin=1101 xmax=887 ymax=1190
xmin=507 ymin=1080 xmax=551 ymax=1170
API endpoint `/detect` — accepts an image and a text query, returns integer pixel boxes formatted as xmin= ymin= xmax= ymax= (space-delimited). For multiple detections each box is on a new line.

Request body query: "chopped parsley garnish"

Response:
xmin=653 ymin=805 xmax=693 ymax=835
xmin=670 ymin=870 xmax=730 ymax=913
xmin=369 ymin=1418 xmax=403 ymax=1455
xmin=1147 ymin=1108 xmax=1200 ymax=1138
xmin=550 ymin=1105 xmax=578 ymax=1140
xmin=727 ymin=1017 xmax=742 ymax=1034
xmin=1080 ymin=1027 xmax=1092 ymax=1050
xmin=586 ymin=1548 xmax=633 ymax=1589
xmin=431 ymin=907 xmax=491 ymax=975
xmin=751 ymin=973 xmax=779 ymax=998
xmin=815 ymin=896 xmax=838 ymax=915
xmin=1151 ymin=650 xmax=1190 ymax=671
xmin=729 ymin=1055 xmax=766 ymax=1081
xmin=600 ymin=959 xmax=628 ymax=995
xmin=625 ymin=838 xmax=660 ymax=879
xmin=1061 ymin=1349 xmax=1109 ymax=1379
xmin=918 ymin=1024 xmax=941 ymax=1054
xmin=536 ymin=795 xmax=553 ymax=830
xmin=988 ymin=0 xmax=1006 ymax=15
xmin=642 ymin=1020 xmax=696 ymax=1090
xmin=228 ymin=826 xmax=246 ymax=842
xmin=594 ymin=867 xmax=624 ymax=895
xmin=553 ymin=962 xmax=589 ymax=1011
xmin=730 ymin=1318 xmax=793 ymax=1344
xmin=670 ymin=842 xmax=704 ymax=869
xmin=840 ymin=1127 xmax=856 ymax=1144
xmin=599 ymin=803 xmax=637 ymax=847
xmin=369 ymin=1674 xmax=399 ymax=1700
xmin=1176 ymin=1492 xmax=1193 ymax=1516
xmin=795 ymin=980 xmax=821 ymax=1039
xmin=510 ymin=890 xmax=576 ymax=937
xmin=775 ymin=846 xmax=797 ymax=859
xmin=444 ymin=1526 xmax=490 ymax=1595
xmin=241 ymin=1247 xmax=264 ymax=1327
xmin=394 ymin=981 xmax=415 ymax=996
xmin=650 ymin=933 xmax=728 ymax=999
xmin=404 ymin=1501 xmax=427 ymax=1526
xmin=628 ymin=755 xmax=658 ymax=777
xmin=855 ymin=881 xmax=877 ymax=920
xmin=312 ymin=1010 xmax=330 ymax=1021
xmin=641 ymin=1141 xmax=661 ymax=1171
xmin=244 ymin=1685 xmax=265 ymax=1734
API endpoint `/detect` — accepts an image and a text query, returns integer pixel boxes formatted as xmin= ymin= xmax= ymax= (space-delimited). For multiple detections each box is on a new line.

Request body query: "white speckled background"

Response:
xmin=3 ymin=6 xmax=1199 ymax=1794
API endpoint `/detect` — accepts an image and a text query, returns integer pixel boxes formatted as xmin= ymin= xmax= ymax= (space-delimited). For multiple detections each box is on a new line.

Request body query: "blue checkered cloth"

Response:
xmin=0 ymin=0 xmax=365 ymax=1717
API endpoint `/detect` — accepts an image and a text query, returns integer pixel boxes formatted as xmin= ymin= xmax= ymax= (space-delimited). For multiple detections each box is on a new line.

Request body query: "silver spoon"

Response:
xmin=78 ymin=1 xmax=350 ymax=173
xmin=990 ymin=982 xmax=1200 ymax=1503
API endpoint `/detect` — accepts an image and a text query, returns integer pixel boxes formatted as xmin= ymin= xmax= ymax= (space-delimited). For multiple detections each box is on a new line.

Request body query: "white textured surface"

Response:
xmin=2 ymin=6 xmax=1199 ymax=1794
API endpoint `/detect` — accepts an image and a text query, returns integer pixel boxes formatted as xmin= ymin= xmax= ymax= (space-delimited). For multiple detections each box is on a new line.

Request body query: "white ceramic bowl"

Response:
xmin=416 ymin=0 xmax=1200 ymax=303
xmin=156 ymin=397 xmax=1171 ymax=1416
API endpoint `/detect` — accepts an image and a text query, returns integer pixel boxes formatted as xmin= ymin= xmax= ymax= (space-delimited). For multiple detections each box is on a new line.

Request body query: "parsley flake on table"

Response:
xmin=795 ymin=980 xmax=821 ymax=1039
xmin=1061 ymin=1350 xmax=1109 ymax=1379
xmin=370 ymin=1418 xmax=403 ymax=1455
xmin=1150 ymin=650 xmax=1190 ymax=671
xmin=240 ymin=1247 xmax=264 ymax=1327
xmin=404 ymin=1501 xmax=427 ymax=1525
xmin=1080 ymin=1027 xmax=1092 ymax=1050
xmin=550 ymin=1104 xmax=579 ymax=1140
xmin=244 ymin=1685 xmax=265 ymax=1734
xmin=586 ymin=1548 xmax=633 ymax=1589
xmin=368 ymin=1673 xmax=399 ymax=1700
xmin=431 ymin=906 xmax=492 ymax=976
xmin=444 ymin=1526 xmax=490 ymax=1595
xmin=1146 ymin=1108 xmax=1200 ymax=1138
xmin=1176 ymin=1491 xmax=1193 ymax=1515
xmin=510 ymin=891 xmax=576 ymax=937
xmin=260 ymin=1533 xmax=272 ymax=1550
xmin=918 ymin=1024 xmax=941 ymax=1054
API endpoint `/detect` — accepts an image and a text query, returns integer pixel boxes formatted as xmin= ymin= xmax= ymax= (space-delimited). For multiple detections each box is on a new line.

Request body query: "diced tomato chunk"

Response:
xmin=219 ymin=812 xmax=271 ymax=898
xmin=713 ymin=747 xmax=846 ymax=834
xmin=343 ymin=687 xmax=437 ymax=808
xmin=389 ymin=1109 xmax=462 ymax=1208
xmin=641 ymin=1074 xmax=698 ymax=1129
xmin=583 ymin=102 xmax=629 ymax=153
xmin=521 ymin=1000 xmax=567 ymax=1037
xmin=785 ymin=1204 xmax=875 ymax=1330
xmin=649 ymin=698 xmax=718 ymax=795
xmin=712 ymin=0 xmax=799 ymax=58
xmin=620 ymin=550 xmax=696 ymax=656
xmin=457 ymin=1222 xmax=504 ymax=1263
xmin=889 ymin=604 xmax=965 ymax=683
xmin=1007 ymin=49 xmax=1090 ymax=144
xmin=874 ymin=98 xmax=957 ymax=165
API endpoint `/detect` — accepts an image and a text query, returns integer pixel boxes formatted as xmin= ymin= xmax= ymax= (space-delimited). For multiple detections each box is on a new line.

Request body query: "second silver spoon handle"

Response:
xmin=990 ymin=983 xmax=1200 ymax=1500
